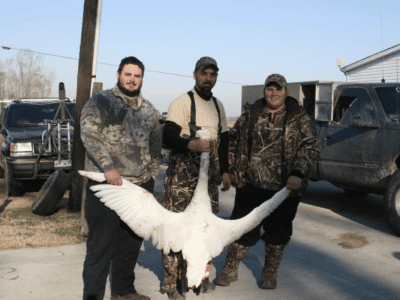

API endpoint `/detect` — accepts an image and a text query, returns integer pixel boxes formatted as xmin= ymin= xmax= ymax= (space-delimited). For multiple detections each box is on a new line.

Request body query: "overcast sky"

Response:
xmin=1 ymin=0 xmax=399 ymax=116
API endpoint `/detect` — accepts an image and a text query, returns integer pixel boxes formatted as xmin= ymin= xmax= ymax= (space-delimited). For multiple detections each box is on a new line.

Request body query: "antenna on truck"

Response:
xmin=380 ymin=7 xmax=386 ymax=83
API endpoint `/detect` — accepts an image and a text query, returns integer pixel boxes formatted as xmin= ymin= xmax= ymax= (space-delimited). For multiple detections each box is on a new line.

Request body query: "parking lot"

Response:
xmin=1 ymin=166 xmax=400 ymax=299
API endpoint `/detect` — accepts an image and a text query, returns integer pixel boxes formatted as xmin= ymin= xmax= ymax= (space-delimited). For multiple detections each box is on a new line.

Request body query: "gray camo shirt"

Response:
xmin=81 ymin=86 xmax=162 ymax=180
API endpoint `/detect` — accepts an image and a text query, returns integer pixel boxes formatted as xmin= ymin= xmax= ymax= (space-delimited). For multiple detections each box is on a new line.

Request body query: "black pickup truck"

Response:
xmin=0 ymin=99 xmax=75 ymax=197
xmin=308 ymin=83 xmax=400 ymax=235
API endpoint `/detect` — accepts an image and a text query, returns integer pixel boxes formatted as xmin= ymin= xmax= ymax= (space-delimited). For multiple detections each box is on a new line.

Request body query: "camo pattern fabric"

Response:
xmin=81 ymin=86 xmax=162 ymax=182
xmin=228 ymin=97 xmax=319 ymax=196
xmin=218 ymin=242 xmax=251 ymax=282
xmin=248 ymin=107 xmax=287 ymax=190
xmin=163 ymin=139 xmax=221 ymax=214
xmin=262 ymin=243 xmax=288 ymax=285
xmin=160 ymin=252 xmax=180 ymax=293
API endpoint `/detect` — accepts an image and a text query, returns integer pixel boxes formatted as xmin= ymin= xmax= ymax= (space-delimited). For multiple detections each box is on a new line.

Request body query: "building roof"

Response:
xmin=341 ymin=43 xmax=400 ymax=73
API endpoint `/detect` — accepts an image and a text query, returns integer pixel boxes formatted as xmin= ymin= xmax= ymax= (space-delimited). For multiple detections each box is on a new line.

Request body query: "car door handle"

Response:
xmin=324 ymin=135 xmax=332 ymax=139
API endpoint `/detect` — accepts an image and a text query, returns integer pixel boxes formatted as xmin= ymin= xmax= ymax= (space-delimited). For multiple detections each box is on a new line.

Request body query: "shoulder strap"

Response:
xmin=211 ymin=96 xmax=222 ymax=138
xmin=188 ymin=91 xmax=222 ymax=139
xmin=187 ymin=91 xmax=196 ymax=139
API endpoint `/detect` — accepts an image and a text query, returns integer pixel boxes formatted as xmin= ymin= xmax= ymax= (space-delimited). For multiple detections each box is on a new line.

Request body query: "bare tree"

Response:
xmin=0 ymin=60 xmax=5 ymax=99
xmin=0 ymin=49 xmax=54 ymax=99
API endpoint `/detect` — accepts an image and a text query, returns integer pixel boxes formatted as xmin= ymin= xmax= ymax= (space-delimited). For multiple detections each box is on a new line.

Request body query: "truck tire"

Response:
xmin=31 ymin=170 xmax=71 ymax=216
xmin=2 ymin=156 xmax=24 ymax=197
xmin=384 ymin=170 xmax=400 ymax=236
xmin=343 ymin=189 xmax=368 ymax=197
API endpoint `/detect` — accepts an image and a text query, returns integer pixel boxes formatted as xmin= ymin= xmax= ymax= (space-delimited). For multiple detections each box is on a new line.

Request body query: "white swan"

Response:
xmin=79 ymin=129 xmax=290 ymax=288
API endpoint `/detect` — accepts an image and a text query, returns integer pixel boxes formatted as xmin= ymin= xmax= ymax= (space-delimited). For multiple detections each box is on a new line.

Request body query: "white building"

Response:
xmin=340 ymin=44 xmax=400 ymax=83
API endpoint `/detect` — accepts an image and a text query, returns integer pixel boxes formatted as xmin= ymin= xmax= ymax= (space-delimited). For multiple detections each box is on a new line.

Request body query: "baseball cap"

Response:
xmin=265 ymin=74 xmax=287 ymax=89
xmin=195 ymin=56 xmax=219 ymax=71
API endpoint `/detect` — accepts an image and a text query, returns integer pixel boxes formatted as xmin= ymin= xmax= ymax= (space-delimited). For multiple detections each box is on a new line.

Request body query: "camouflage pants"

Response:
xmin=161 ymin=144 xmax=221 ymax=293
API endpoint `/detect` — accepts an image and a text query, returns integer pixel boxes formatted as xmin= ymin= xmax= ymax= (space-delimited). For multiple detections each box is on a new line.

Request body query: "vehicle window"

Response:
xmin=333 ymin=96 xmax=356 ymax=122
xmin=7 ymin=103 xmax=75 ymax=127
xmin=375 ymin=86 xmax=400 ymax=118
xmin=333 ymin=88 xmax=372 ymax=124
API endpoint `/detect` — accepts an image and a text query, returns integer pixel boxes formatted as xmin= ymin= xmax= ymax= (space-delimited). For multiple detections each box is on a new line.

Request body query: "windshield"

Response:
xmin=7 ymin=103 xmax=75 ymax=127
xmin=375 ymin=87 xmax=400 ymax=118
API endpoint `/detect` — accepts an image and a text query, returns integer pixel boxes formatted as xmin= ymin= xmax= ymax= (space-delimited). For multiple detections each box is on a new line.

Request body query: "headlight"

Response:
xmin=10 ymin=142 xmax=33 ymax=157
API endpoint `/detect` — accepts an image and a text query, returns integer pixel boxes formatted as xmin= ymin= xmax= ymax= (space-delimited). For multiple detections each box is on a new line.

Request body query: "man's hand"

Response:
xmin=188 ymin=139 xmax=211 ymax=152
xmin=105 ymin=169 xmax=123 ymax=186
xmin=221 ymin=172 xmax=231 ymax=192
xmin=286 ymin=175 xmax=302 ymax=190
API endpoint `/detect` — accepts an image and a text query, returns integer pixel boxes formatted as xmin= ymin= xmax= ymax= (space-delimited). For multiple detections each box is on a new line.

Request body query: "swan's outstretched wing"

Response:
xmin=204 ymin=187 xmax=291 ymax=258
xmin=79 ymin=171 xmax=188 ymax=254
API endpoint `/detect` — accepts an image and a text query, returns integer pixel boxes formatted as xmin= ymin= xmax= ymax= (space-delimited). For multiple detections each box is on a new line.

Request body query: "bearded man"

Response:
xmin=160 ymin=56 xmax=231 ymax=300
xmin=81 ymin=56 xmax=161 ymax=300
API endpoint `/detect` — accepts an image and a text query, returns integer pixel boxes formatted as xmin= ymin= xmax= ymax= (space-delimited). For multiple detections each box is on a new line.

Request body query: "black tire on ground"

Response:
xmin=2 ymin=156 xmax=24 ymax=197
xmin=343 ymin=189 xmax=368 ymax=198
xmin=31 ymin=170 xmax=71 ymax=216
xmin=384 ymin=170 xmax=400 ymax=236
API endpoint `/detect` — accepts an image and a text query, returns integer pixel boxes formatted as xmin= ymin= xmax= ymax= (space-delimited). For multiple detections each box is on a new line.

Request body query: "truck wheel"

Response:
xmin=31 ymin=170 xmax=71 ymax=216
xmin=384 ymin=170 xmax=400 ymax=236
xmin=2 ymin=156 xmax=24 ymax=197
xmin=343 ymin=189 xmax=368 ymax=197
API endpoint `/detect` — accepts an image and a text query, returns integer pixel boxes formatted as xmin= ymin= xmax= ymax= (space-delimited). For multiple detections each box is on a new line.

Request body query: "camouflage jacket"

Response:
xmin=228 ymin=97 xmax=319 ymax=194
xmin=81 ymin=86 xmax=162 ymax=181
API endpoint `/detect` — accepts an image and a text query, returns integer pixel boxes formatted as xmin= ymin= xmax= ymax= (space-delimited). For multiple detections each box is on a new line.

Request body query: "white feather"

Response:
xmin=78 ymin=129 xmax=290 ymax=288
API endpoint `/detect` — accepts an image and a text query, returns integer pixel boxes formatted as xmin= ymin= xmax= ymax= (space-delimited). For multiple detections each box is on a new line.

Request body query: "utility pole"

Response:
xmin=69 ymin=0 xmax=102 ymax=212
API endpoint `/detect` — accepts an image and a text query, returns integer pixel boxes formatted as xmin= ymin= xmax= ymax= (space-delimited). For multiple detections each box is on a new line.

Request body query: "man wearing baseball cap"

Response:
xmin=160 ymin=57 xmax=231 ymax=299
xmin=215 ymin=73 xmax=319 ymax=290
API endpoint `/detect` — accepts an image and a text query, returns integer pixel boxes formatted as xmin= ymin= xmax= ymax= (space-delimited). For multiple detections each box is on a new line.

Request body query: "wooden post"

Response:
xmin=69 ymin=0 xmax=100 ymax=213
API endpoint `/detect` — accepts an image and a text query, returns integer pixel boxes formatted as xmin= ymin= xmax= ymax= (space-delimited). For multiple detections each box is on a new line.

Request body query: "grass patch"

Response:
xmin=0 ymin=182 xmax=166 ymax=250
xmin=0 ymin=187 xmax=87 ymax=250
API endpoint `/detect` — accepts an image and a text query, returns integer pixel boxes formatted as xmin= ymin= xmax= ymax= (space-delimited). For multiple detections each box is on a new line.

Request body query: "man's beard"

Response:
xmin=196 ymin=81 xmax=213 ymax=95
xmin=117 ymin=80 xmax=141 ymax=97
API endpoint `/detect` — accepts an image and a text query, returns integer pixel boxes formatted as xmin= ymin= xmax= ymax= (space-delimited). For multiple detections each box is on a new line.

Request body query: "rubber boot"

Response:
xmin=215 ymin=242 xmax=251 ymax=286
xmin=199 ymin=277 xmax=216 ymax=294
xmin=260 ymin=242 xmax=288 ymax=289
xmin=166 ymin=289 xmax=186 ymax=300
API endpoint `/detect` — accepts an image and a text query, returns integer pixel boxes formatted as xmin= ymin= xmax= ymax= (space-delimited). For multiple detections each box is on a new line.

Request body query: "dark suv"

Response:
xmin=0 ymin=99 xmax=75 ymax=196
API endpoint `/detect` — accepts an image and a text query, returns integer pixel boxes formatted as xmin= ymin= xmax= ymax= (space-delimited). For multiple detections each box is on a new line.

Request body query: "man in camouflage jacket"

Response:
xmin=215 ymin=73 xmax=319 ymax=290
xmin=160 ymin=57 xmax=231 ymax=300
xmin=81 ymin=56 xmax=161 ymax=300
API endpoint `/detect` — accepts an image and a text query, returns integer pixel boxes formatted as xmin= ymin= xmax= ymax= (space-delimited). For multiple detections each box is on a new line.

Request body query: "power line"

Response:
xmin=1 ymin=46 xmax=246 ymax=86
